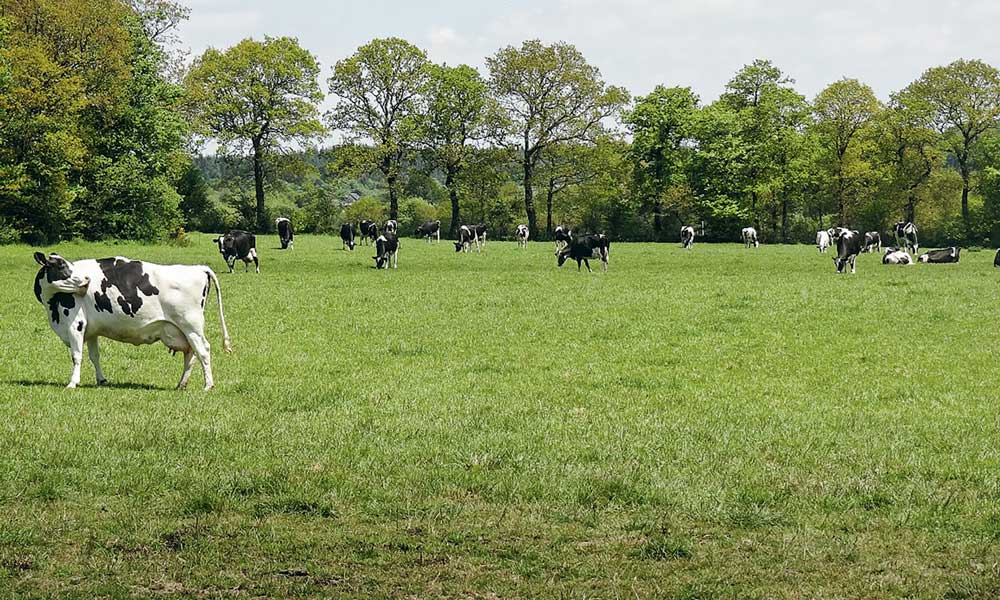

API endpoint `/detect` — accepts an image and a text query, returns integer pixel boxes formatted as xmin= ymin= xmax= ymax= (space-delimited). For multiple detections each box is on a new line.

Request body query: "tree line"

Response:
xmin=4 ymin=0 xmax=1000 ymax=246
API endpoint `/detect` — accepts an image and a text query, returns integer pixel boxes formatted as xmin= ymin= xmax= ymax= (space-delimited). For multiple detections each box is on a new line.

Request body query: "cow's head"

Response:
xmin=556 ymin=249 xmax=570 ymax=267
xmin=454 ymin=242 xmax=465 ymax=252
xmin=33 ymin=253 xmax=90 ymax=302
xmin=211 ymin=236 xmax=225 ymax=254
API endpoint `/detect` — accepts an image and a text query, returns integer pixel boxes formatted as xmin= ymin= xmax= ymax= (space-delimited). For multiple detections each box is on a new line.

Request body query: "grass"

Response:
xmin=1 ymin=233 xmax=1000 ymax=598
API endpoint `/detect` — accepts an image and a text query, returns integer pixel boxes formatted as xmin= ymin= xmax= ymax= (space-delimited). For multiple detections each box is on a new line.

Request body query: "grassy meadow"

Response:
xmin=2 ymin=233 xmax=1000 ymax=598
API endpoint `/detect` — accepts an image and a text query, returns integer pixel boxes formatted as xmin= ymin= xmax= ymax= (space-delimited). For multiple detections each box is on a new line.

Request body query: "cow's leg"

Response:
xmin=227 ymin=257 xmax=235 ymax=273
xmin=176 ymin=350 xmax=196 ymax=390
xmin=392 ymin=250 xmax=398 ymax=269
xmin=87 ymin=338 xmax=108 ymax=386
xmin=251 ymin=249 xmax=260 ymax=273
xmin=66 ymin=332 xmax=84 ymax=389
xmin=186 ymin=332 xmax=214 ymax=390
xmin=850 ymin=256 xmax=857 ymax=274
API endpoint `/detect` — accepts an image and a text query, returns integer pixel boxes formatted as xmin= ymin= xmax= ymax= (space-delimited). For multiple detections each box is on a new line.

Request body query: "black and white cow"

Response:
xmin=340 ymin=223 xmax=355 ymax=251
xmin=275 ymin=217 xmax=294 ymax=250
xmin=515 ymin=224 xmax=529 ymax=248
xmin=741 ymin=227 xmax=759 ymax=249
xmin=863 ymin=231 xmax=881 ymax=253
xmin=882 ymin=248 xmax=913 ymax=265
xmin=893 ymin=221 xmax=918 ymax=254
xmin=415 ymin=220 xmax=441 ymax=242
xmin=385 ymin=219 xmax=398 ymax=234
xmin=33 ymin=253 xmax=232 ymax=390
xmin=212 ymin=231 xmax=259 ymax=273
xmin=557 ymin=234 xmax=610 ymax=273
xmin=995 ymin=248 xmax=1000 ymax=268
xmin=359 ymin=220 xmax=378 ymax=245
xmin=816 ymin=230 xmax=832 ymax=253
xmin=373 ymin=232 xmax=399 ymax=269
xmin=454 ymin=225 xmax=482 ymax=253
xmin=680 ymin=226 xmax=695 ymax=249
xmin=832 ymin=228 xmax=864 ymax=273
xmin=554 ymin=226 xmax=573 ymax=253
xmin=918 ymin=247 xmax=960 ymax=263
xmin=470 ymin=223 xmax=487 ymax=246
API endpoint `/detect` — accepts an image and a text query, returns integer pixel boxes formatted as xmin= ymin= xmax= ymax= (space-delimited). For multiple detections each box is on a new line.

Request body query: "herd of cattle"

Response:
xmin=32 ymin=215 xmax=998 ymax=391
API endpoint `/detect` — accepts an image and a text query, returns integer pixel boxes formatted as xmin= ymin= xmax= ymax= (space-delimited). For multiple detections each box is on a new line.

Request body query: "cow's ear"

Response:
xmin=33 ymin=252 xmax=47 ymax=266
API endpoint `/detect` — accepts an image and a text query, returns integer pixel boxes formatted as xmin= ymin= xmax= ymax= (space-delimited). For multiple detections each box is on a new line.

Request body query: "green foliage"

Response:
xmin=397 ymin=197 xmax=437 ymax=235
xmin=343 ymin=196 xmax=386 ymax=225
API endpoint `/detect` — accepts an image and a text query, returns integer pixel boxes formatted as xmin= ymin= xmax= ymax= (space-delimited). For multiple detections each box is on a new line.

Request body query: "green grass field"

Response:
xmin=2 ymin=234 xmax=999 ymax=598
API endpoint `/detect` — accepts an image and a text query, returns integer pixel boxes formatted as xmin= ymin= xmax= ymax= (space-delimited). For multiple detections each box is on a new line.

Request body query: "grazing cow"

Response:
xmin=741 ymin=227 xmax=759 ymax=249
xmin=340 ymin=223 xmax=355 ymax=251
xmin=454 ymin=225 xmax=482 ymax=253
xmin=832 ymin=228 xmax=864 ymax=273
xmin=373 ymin=232 xmax=399 ymax=269
xmin=882 ymin=248 xmax=913 ymax=265
xmin=359 ymin=220 xmax=378 ymax=245
xmin=212 ymin=231 xmax=259 ymax=273
xmin=415 ymin=220 xmax=441 ymax=242
xmin=385 ymin=219 xmax=398 ymax=234
xmin=557 ymin=234 xmax=610 ymax=273
xmin=680 ymin=226 xmax=695 ymax=249
xmin=918 ymin=247 xmax=960 ymax=263
xmin=33 ymin=253 xmax=232 ymax=390
xmin=995 ymin=248 xmax=1000 ymax=267
xmin=816 ymin=230 xmax=832 ymax=253
xmin=893 ymin=221 xmax=919 ymax=254
xmin=515 ymin=224 xmax=529 ymax=248
xmin=863 ymin=231 xmax=881 ymax=253
xmin=554 ymin=225 xmax=573 ymax=253
xmin=275 ymin=217 xmax=294 ymax=250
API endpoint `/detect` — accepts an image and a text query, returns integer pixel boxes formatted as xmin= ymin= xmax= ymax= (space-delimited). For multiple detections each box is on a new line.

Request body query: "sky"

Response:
xmin=177 ymin=0 xmax=1000 ymax=106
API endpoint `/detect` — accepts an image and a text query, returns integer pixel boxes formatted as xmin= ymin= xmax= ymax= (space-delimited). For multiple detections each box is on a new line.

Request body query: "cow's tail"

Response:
xmin=206 ymin=268 xmax=233 ymax=353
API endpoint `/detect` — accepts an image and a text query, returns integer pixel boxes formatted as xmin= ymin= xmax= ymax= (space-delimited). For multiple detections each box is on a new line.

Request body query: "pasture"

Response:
xmin=2 ymin=235 xmax=999 ymax=599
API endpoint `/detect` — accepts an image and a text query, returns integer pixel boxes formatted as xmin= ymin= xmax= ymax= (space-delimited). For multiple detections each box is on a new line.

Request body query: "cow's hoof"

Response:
xmin=66 ymin=383 xmax=78 ymax=389
xmin=203 ymin=385 xmax=214 ymax=391
xmin=97 ymin=379 xmax=109 ymax=387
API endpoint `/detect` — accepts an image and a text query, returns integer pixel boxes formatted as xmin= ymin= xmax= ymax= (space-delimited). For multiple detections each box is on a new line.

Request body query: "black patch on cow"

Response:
xmin=34 ymin=270 xmax=43 ymax=304
xmin=76 ymin=321 xmax=84 ymax=332
xmin=94 ymin=291 xmax=113 ymax=314
xmin=47 ymin=293 xmax=75 ymax=324
xmin=96 ymin=258 xmax=160 ymax=317
xmin=201 ymin=275 xmax=209 ymax=308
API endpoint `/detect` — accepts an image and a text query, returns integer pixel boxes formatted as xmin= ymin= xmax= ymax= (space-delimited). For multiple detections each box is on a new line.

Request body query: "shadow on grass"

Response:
xmin=10 ymin=379 xmax=166 ymax=391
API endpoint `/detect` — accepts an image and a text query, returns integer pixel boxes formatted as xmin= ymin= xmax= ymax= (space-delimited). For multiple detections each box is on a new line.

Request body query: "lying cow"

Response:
xmin=340 ymin=223 xmax=355 ymax=251
xmin=557 ymin=234 xmax=610 ymax=272
xmin=863 ymin=231 xmax=881 ymax=253
xmin=359 ymin=220 xmax=378 ymax=245
xmin=680 ymin=226 xmax=695 ymax=249
xmin=454 ymin=225 xmax=483 ymax=253
xmin=882 ymin=248 xmax=913 ymax=265
xmin=893 ymin=221 xmax=918 ymax=254
xmin=816 ymin=230 xmax=832 ymax=253
xmin=918 ymin=247 xmax=960 ymax=263
xmin=515 ymin=224 xmax=529 ymax=248
xmin=33 ymin=252 xmax=232 ymax=390
xmin=373 ymin=232 xmax=399 ymax=269
xmin=554 ymin=226 xmax=572 ymax=253
xmin=832 ymin=228 xmax=864 ymax=274
xmin=275 ymin=217 xmax=294 ymax=250
xmin=213 ymin=231 xmax=259 ymax=273
xmin=741 ymin=226 xmax=759 ymax=249
xmin=416 ymin=220 xmax=441 ymax=242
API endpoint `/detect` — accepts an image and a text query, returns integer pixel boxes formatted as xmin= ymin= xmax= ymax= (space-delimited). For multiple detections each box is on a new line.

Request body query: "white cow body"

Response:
xmin=33 ymin=253 xmax=231 ymax=390
xmin=515 ymin=224 xmax=530 ymax=248
xmin=741 ymin=227 xmax=759 ymax=248
xmin=816 ymin=230 xmax=831 ymax=253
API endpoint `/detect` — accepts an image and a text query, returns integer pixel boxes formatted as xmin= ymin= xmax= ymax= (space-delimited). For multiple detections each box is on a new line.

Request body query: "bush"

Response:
xmin=397 ymin=197 xmax=437 ymax=236
xmin=343 ymin=197 xmax=386 ymax=226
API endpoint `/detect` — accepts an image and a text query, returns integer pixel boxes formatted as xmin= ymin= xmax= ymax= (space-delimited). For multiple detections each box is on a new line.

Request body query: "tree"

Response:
xmin=419 ymin=63 xmax=505 ymax=236
xmin=873 ymin=92 xmax=941 ymax=224
xmin=326 ymin=37 xmax=429 ymax=220
xmin=812 ymin=78 xmax=881 ymax=224
xmin=905 ymin=59 xmax=1000 ymax=236
xmin=487 ymin=40 xmax=628 ymax=234
xmin=185 ymin=36 xmax=324 ymax=232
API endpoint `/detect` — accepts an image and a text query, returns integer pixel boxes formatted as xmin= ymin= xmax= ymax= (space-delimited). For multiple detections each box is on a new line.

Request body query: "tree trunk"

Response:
xmin=252 ymin=140 xmax=266 ymax=232
xmin=751 ymin=189 xmax=760 ymax=231
xmin=387 ymin=174 xmax=399 ymax=220
xmin=546 ymin=177 xmax=555 ymax=238
xmin=446 ymin=165 xmax=460 ymax=238
xmin=960 ymin=161 xmax=971 ymax=240
xmin=523 ymin=157 xmax=537 ymax=235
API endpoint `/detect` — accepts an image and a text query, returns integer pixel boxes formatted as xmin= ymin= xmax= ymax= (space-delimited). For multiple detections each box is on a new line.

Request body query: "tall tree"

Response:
xmin=184 ymin=36 xmax=324 ymax=232
xmin=905 ymin=59 xmax=1000 ymax=236
xmin=326 ymin=37 xmax=429 ymax=220
xmin=419 ymin=63 xmax=504 ymax=236
xmin=487 ymin=40 xmax=628 ymax=234
xmin=812 ymin=78 xmax=880 ymax=224
xmin=873 ymin=92 xmax=941 ymax=223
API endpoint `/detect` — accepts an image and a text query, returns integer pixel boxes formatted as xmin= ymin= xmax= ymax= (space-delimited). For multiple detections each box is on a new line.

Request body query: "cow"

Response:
xmin=212 ymin=231 xmax=259 ymax=273
xmin=832 ymin=228 xmax=864 ymax=274
xmin=415 ymin=220 xmax=441 ymax=242
xmin=340 ymin=223 xmax=355 ymax=251
xmin=882 ymin=248 xmax=913 ymax=265
xmin=893 ymin=221 xmax=919 ymax=254
xmin=33 ymin=252 xmax=232 ymax=390
xmin=741 ymin=227 xmax=759 ymax=249
xmin=469 ymin=223 xmax=487 ymax=246
xmin=816 ymin=230 xmax=832 ymax=254
xmin=385 ymin=219 xmax=398 ymax=234
xmin=275 ymin=217 xmax=294 ymax=250
xmin=554 ymin=226 xmax=573 ymax=253
xmin=454 ymin=225 xmax=482 ymax=253
xmin=515 ymin=224 xmax=529 ymax=248
xmin=862 ymin=231 xmax=881 ymax=253
xmin=995 ymin=248 xmax=1000 ymax=268
xmin=359 ymin=220 xmax=378 ymax=245
xmin=557 ymin=234 xmax=610 ymax=273
xmin=680 ymin=226 xmax=695 ymax=249
xmin=918 ymin=247 xmax=960 ymax=263
xmin=373 ymin=232 xmax=399 ymax=269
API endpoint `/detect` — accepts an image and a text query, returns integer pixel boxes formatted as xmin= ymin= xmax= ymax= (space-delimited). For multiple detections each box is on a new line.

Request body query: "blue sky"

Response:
xmin=178 ymin=0 xmax=1000 ymax=105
